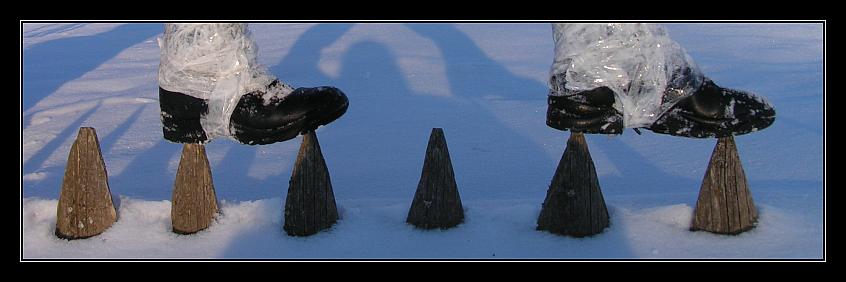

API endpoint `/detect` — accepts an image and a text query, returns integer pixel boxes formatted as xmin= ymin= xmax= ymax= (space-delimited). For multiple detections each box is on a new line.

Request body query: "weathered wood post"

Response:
xmin=284 ymin=131 xmax=339 ymax=236
xmin=691 ymin=136 xmax=758 ymax=234
xmin=55 ymin=127 xmax=117 ymax=240
xmin=171 ymin=143 xmax=219 ymax=235
xmin=537 ymin=132 xmax=609 ymax=237
xmin=406 ymin=128 xmax=464 ymax=229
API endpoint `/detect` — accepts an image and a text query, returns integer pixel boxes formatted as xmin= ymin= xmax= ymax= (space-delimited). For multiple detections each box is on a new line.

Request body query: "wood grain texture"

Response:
xmin=407 ymin=128 xmax=464 ymax=229
xmin=691 ymin=136 xmax=758 ymax=235
xmin=55 ymin=127 xmax=117 ymax=240
xmin=172 ymin=143 xmax=219 ymax=235
xmin=284 ymin=131 xmax=339 ymax=236
xmin=537 ymin=132 xmax=609 ymax=237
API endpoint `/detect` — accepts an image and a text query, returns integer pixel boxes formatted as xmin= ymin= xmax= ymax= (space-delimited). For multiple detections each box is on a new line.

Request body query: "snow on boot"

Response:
xmin=546 ymin=74 xmax=623 ymax=134
xmin=230 ymin=81 xmax=349 ymax=145
xmin=647 ymin=79 xmax=775 ymax=138
xmin=160 ymin=79 xmax=348 ymax=145
xmin=157 ymin=23 xmax=348 ymax=145
xmin=546 ymin=23 xmax=775 ymax=138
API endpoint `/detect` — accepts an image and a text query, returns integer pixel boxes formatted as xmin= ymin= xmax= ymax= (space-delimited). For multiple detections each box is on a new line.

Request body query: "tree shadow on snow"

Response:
xmin=23 ymin=24 xmax=162 ymax=117
xmin=22 ymin=103 xmax=101 ymax=198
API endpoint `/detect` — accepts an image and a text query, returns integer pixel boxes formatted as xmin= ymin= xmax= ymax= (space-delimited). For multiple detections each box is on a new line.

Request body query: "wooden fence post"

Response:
xmin=691 ymin=136 xmax=758 ymax=234
xmin=284 ymin=131 xmax=339 ymax=236
xmin=406 ymin=128 xmax=464 ymax=229
xmin=172 ymin=143 xmax=219 ymax=235
xmin=55 ymin=127 xmax=117 ymax=240
xmin=537 ymin=132 xmax=609 ymax=237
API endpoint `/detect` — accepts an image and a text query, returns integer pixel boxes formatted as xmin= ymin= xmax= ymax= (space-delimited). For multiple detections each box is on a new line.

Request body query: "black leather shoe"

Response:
xmin=546 ymin=86 xmax=624 ymax=134
xmin=230 ymin=82 xmax=349 ymax=145
xmin=647 ymin=79 xmax=775 ymax=138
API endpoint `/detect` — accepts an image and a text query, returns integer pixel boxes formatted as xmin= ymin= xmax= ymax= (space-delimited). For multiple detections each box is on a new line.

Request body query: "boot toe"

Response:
xmin=649 ymin=80 xmax=776 ymax=138
xmin=230 ymin=85 xmax=349 ymax=145
xmin=296 ymin=86 xmax=349 ymax=132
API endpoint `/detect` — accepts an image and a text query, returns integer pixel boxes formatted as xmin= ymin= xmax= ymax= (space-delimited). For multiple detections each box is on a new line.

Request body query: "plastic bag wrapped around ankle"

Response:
xmin=158 ymin=23 xmax=288 ymax=139
xmin=550 ymin=23 xmax=705 ymax=128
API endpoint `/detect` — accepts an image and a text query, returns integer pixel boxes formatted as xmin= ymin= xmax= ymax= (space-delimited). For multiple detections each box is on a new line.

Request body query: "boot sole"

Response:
xmin=648 ymin=109 xmax=776 ymax=138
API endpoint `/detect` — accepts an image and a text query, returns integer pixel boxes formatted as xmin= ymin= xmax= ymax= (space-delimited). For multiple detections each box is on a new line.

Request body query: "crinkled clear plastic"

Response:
xmin=550 ymin=23 xmax=705 ymax=128
xmin=158 ymin=23 xmax=292 ymax=139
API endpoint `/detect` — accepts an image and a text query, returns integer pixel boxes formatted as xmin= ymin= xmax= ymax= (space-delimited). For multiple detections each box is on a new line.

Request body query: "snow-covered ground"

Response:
xmin=21 ymin=22 xmax=824 ymax=259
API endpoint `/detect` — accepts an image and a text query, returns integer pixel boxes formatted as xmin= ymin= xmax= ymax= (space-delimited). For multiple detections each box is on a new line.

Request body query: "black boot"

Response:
xmin=546 ymin=85 xmax=624 ymax=135
xmin=159 ymin=88 xmax=209 ymax=143
xmin=230 ymin=81 xmax=349 ymax=145
xmin=647 ymin=79 xmax=775 ymax=138
xmin=159 ymin=80 xmax=348 ymax=145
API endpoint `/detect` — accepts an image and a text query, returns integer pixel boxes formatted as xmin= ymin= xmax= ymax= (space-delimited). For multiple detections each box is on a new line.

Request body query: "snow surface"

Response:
xmin=21 ymin=23 xmax=824 ymax=259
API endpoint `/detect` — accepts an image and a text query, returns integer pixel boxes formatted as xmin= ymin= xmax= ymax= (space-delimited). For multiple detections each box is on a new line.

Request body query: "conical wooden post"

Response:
xmin=55 ymin=127 xmax=117 ymax=240
xmin=284 ymin=131 xmax=339 ymax=236
xmin=537 ymin=132 xmax=609 ymax=237
xmin=691 ymin=136 xmax=758 ymax=234
xmin=172 ymin=143 xmax=219 ymax=235
xmin=407 ymin=128 xmax=464 ymax=229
